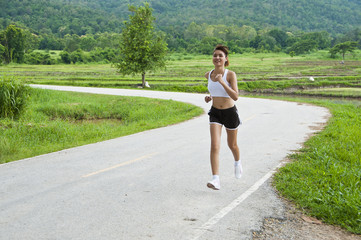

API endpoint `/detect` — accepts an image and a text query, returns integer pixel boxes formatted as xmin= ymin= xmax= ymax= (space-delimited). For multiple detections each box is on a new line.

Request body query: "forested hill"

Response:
xmin=1 ymin=0 xmax=360 ymax=36
xmin=152 ymin=0 xmax=361 ymax=35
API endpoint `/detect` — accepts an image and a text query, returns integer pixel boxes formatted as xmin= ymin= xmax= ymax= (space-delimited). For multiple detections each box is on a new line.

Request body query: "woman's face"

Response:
xmin=213 ymin=50 xmax=227 ymax=67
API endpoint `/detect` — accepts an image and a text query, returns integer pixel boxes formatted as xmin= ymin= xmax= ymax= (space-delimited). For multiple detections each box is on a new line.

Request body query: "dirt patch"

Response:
xmin=252 ymin=197 xmax=361 ymax=240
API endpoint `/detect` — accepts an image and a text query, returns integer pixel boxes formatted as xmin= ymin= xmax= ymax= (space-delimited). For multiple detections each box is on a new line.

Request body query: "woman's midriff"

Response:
xmin=212 ymin=97 xmax=234 ymax=109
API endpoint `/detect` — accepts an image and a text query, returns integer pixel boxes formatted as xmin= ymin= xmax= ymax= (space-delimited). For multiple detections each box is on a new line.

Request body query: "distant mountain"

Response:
xmin=1 ymin=0 xmax=360 ymax=35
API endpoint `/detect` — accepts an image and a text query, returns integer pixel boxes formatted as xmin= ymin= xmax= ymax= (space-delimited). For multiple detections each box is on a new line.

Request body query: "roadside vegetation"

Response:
xmin=0 ymin=87 xmax=203 ymax=164
xmin=268 ymin=96 xmax=360 ymax=234
xmin=0 ymin=76 xmax=30 ymax=119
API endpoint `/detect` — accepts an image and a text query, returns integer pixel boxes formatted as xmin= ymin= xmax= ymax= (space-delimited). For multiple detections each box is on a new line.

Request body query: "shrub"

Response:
xmin=60 ymin=51 xmax=71 ymax=64
xmin=24 ymin=51 xmax=55 ymax=65
xmin=70 ymin=49 xmax=88 ymax=63
xmin=0 ymin=76 xmax=30 ymax=119
xmin=89 ymin=47 xmax=117 ymax=62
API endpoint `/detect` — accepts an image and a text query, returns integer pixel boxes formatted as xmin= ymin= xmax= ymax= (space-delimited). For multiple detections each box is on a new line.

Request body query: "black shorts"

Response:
xmin=208 ymin=106 xmax=241 ymax=130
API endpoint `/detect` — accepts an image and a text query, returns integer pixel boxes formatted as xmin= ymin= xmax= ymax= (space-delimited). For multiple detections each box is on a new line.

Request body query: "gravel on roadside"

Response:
xmin=252 ymin=196 xmax=361 ymax=240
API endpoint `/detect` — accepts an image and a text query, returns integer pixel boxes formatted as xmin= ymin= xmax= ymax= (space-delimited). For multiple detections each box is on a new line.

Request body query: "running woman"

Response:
xmin=204 ymin=44 xmax=242 ymax=190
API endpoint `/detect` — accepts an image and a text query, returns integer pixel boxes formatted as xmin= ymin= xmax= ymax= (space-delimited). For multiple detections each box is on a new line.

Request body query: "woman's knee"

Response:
xmin=211 ymin=142 xmax=221 ymax=152
xmin=228 ymin=141 xmax=239 ymax=151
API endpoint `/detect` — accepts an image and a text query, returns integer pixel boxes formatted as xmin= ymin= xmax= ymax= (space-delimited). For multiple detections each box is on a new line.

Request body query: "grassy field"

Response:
xmin=0 ymin=51 xmax=360 ymax=233
xmin=0 ymin=88 xmax=203 ymax=163
xmin=299 ymin=87 xmax=361 ymax=97
xmin=1 ymin=50 xmax=360 ymax=97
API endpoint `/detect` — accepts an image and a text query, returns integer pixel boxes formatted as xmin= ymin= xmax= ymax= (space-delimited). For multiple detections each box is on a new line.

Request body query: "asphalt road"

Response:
xmin=0 ymin=85 xmax=330 ymax=240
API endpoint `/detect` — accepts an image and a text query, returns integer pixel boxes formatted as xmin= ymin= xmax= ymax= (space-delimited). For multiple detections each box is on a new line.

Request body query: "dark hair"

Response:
xmin=213 ymin=44 xmax=229 ymax=66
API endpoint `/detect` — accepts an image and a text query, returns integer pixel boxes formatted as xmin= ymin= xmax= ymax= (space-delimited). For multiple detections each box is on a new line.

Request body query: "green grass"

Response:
xmin=299 ymin=87 xmax=361 ymax=97
xmin=0 ymin=76 xmax=30 ymax=118
xmin=0 ymin=88 xmax=203 ymax=163
xmin=1 ymin=51 xmax=360 ymax=97
xmin=271 ymin=97 xmax=361 ymax=234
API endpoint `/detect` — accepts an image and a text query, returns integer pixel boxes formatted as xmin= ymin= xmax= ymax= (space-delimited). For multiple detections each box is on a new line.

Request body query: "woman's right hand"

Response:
xmin=215 ymin=74 xmax=223 ymax=83
xmin=205 ymin=96 xmax=212 ymax=103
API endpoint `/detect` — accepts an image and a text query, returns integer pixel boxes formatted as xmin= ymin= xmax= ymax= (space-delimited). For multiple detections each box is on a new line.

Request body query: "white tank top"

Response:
xmin=207 ymin=69 xmax=231 ymax=98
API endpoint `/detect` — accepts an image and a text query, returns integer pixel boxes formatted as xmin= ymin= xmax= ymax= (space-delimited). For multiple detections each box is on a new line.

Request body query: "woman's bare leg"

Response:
xmin=210 ymin=124 xmax=222 ymax=175
xmin=226 ymin=128 xmax=239 ymax=161
xmin=227 ymin=128 xmax=242 ymax=178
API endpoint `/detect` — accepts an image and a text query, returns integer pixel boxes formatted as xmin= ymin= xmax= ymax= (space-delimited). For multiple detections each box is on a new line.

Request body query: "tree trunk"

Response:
xmin=142 ymin=72 xmax=146 ymax=88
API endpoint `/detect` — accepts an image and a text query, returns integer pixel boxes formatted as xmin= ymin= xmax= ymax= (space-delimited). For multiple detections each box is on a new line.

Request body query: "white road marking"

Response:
xmin=191 ymin=161 xmax=285 ymax=240
xmin=82 ymin=152 xmax=158 ymax=178
xmin=243 ymin=114 xmax=258 ymax=123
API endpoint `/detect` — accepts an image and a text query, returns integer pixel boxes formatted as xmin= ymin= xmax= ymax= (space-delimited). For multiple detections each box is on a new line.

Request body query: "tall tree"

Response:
xmin=0 ymin=25 xmax=26 ymax=63
xmin=288 ymin=39 xmax=318 ymax=55
xmin=268 ymin=28 xmax=289 ymax=48
xmin=329 ymin=41 xmax=358 ymax=61
xmin=113 ymin=3 xmax=167 ymax=88
xmin=0 ymin=44 xmax=5 ymax=63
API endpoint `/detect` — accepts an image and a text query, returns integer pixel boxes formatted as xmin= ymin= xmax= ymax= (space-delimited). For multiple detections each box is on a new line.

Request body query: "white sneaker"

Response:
xmin=235 ymin=163 xmax=243 ymax=179
xmin=207 ymin=179 xmax=220 ymax=190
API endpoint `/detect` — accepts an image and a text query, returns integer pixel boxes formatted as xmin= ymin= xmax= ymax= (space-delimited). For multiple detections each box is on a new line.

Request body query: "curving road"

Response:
xmin=0 ymin=85 xmax=330 ymax=240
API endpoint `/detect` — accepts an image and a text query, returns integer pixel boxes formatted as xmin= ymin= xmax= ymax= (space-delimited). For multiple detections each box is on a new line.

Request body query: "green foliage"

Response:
xmin=64 ymin=34 xmax=80 ymax=53
xmin=113 ymin=3 xmax=168 ymax=87
xmin=335 ymin=28 xmax=361 ymax=49
xmin=274 ymin=100 xmax=361 ymax=234
xmin=22 ymin=28 xmax=41 ymax=51
xmin=59 ymin=49 xmax=93 ymax=64
xmin=329 ymin=41 xmax=359 ymax=60
xmin=287 ymin=39 xmax=318 ymax=55
xmin=60 ymin=51 xmax=71 ymax=64
xmin=39 ymin=34 xmax=64 ymax=50
xmin=258 ymin=35 xmax=278 ymax=52
xmin=60 ymin=47 xmax=118 ymax=64
xmin=1 ymin=0 xmax=360 ymax=37
xmin=197 ymin=37 xmax=224 ymax=55
xmin=0 ymin=76 xmax=30 ymax=119
xmin=80 ymin=35 xmax=97 ymax=51
xmin=268 ymin=28 xmax=289 ymax=48
xmin=0 ymin=0 xmax=360 ymax=62
xmin=0 ymin=25 xmax=26 ymax=63
xmin=69 ymin=49 xmax=87 ymax=64
xmin=24 ymin=51 xmax=54 ymax=65
xmin=0 ymin=43 xmax=4 ymax=63
xmin=301 ymin=31 xmax=331 ymax=50
xmin=0 ymin=0 xmax=124 ymax=37
xmin=89 ymin=48 xmax=116 ymax=62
